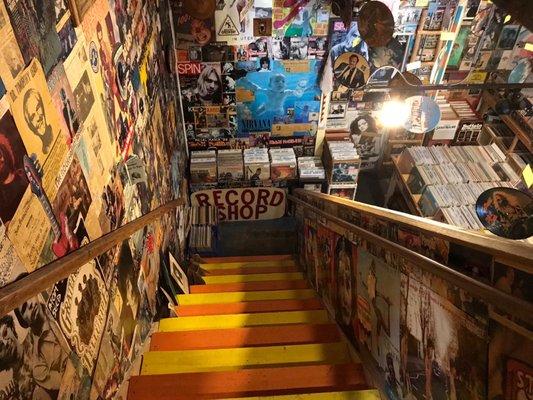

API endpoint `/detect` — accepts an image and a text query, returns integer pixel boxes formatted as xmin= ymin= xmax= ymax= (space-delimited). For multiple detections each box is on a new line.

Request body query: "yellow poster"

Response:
xmin=0 ymin=1 xmax=25 ymax=90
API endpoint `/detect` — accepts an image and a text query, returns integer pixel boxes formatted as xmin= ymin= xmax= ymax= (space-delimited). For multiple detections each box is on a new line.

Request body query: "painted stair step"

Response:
xmin=175 ymin=298 xmax=324 ymax=317
xmin=203 ymin=272 xmax=305 ymax=284
xmin=201 ymin=259 xmax=296 ymax=271
xmin=201 ymin=255 xmax=294 ymax=264
xmin=150 ymin=323 xmax=341 ymax=351
xmin=222 ymin=390 xmax=381 ymax=400
xmin=176 ymin=289 xmax=316 ymax=305
xmin=140 ymin=342 xmax=350 ymax=375
xmin=206 ymin=266 xmax=300 ymax=276
xmin=159 ymin=310 xmax=330 ymax=332
xmin=129 ymin=363 xmax=368 ymax=399
xmin=191 ymin=280 xmax=309 ymax=294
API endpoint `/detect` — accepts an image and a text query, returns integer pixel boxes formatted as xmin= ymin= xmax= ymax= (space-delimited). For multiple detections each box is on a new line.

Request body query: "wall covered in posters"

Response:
xmin=295 ymin=197 xmax=530 ymax=400
xmin=0 ymin=0 xmax=188 ymax=398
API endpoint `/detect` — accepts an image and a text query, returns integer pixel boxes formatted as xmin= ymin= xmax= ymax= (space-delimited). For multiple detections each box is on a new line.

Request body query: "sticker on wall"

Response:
xmin=215 ymin=0 xmax=255 ymax=44
xmin=333 ymin=52 xmax=370 ymax=89
xmin=508 ymin=58 xmax=532 ymax=84
xmin=403 ymin=95 xmax=441 ymax=133
xmin=476 ymin=187 xmax=533 ymax=239
xmin=358 ymin=1 xmax=394 ymax=48
xmin=253 ymin=18 xmax=272 ymax=36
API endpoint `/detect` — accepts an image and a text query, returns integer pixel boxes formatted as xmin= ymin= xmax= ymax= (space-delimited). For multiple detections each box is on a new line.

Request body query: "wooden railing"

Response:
xmin=0 ymin=198 xmax=185 ymax=317
xmin=289 ymin=189 xmax=533 ymax=325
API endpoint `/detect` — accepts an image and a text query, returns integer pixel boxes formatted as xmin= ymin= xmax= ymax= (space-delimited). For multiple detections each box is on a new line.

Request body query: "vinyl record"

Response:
xmin=389 ymin=72 xmax=422 ymax=98
xmin=333 ymin=52 xmax=371 ymax=89
xmin=403 ymin=95 xmax=441 ymax=134
xmin=183 ymin=0 xmax=216 ymax=20
xmin=476 ymin=187 xmax=533 ymax=240
xmin=508 ymin=58 xmax=532 ymax=84
xmin=358 ymin=1 xmax=394 ymax=48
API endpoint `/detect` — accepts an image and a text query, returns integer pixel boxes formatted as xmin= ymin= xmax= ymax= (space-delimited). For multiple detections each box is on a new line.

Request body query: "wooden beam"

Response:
xmin=0 ymin=198 xmax=185 ymax=317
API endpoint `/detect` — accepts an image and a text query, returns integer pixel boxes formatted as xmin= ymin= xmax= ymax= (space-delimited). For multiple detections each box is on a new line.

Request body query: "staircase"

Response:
xmin=128 ymin=255 xmax=379 ymax=399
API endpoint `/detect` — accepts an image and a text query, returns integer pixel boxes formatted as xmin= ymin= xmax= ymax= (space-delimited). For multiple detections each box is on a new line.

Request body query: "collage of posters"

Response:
xmin=0 ymin=0 xmax=188 ymax=397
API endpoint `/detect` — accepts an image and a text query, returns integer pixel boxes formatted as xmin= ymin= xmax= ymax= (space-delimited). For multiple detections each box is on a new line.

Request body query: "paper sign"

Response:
xmin=191 ymin=187 xmax=287 ymax=221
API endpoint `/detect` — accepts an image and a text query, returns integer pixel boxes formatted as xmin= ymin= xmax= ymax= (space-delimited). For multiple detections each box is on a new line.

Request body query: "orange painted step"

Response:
xmin=190 ymin=280 xmax=309 ymax=293
xmin=201 ymin=255 xmax=294 ymax=263
xmin=206 ymin=265 xmax=300 ymax=276
xmin=175 ymin=298 xmax=324 ymax=317
xmin=150 ymin=323 xmax=340 ymax=351
xmin=128 ymin=363 xmax=368 ymax=400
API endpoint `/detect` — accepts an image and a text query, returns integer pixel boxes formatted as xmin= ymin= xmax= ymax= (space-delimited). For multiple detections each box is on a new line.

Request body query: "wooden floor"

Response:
xmin=128 ymin=255 xmax=379 ymax=400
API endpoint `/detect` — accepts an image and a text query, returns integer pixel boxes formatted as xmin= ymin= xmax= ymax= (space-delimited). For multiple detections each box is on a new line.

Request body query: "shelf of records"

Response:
xmin=395 ymin=144 xmax=526 ymax=230
xmin=189 ymin=206 xmax=218 ymax=254
xmin=189 ymin=147 xmax=328 ymax=192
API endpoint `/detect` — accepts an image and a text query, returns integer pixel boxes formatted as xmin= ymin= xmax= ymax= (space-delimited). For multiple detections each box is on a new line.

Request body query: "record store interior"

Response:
xmin=0 ymin=0 xmax=532 ymax=399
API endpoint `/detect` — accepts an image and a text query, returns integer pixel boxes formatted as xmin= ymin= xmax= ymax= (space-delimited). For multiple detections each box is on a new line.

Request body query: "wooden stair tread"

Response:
xmin=191 ymin=280 xmax=309 ymax=293
xmin=201 ymin=260 xmax=296 ymax=271
xmin=175 ymin=298 xmax=324 ymax=316
xmin=129 ymin=363 xmax=368 ymax=399
xmin=176 ymin=289 xmax=316 ymax=305
xmin=206 ymin=266 xmax=300 ymax=276
xmin=203 ymin=272 xmax=305 ymax=284
xmin=222 ymin=390 xmax=381 ymax=399
xmin=140 ymin=342 xmax=349 ymax=375
xmin=150 ymin=323 xmax=341 ymax=351
xmin=201 ymin=255 xmax=294 ymax=263
xmin=159 ymin=310 xmax=330 ymax=332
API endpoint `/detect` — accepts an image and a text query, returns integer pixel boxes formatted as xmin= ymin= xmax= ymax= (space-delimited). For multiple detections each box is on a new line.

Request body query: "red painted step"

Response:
xmin=128 ymin=363 xmax=368 ymax=400
xmin=190 ymin=280 xmax=309 ymax=293
xmin=175 ymin=298 xmax=324 ymax=316
xmin=201 ymin=255 xmax=294 ymax=263
xmin=150 ymin=323 xmax=341 ymax=351
xmin=205 ymin=265 xmax=300 ymax=276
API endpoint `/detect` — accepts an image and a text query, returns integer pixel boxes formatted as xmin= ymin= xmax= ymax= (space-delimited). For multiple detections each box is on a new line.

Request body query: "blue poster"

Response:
xmin=235 ymin=59 xmax=321 ymax=136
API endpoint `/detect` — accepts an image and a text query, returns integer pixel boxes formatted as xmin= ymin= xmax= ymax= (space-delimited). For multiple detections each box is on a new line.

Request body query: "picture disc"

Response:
xmin=476 ymin=187 xmax=533 ymax=240
xmin=403 ymin=95 xmax=441 ymax=134
xmin=508 ymin=58 xmax=532 ymax=84
xmin=358 ymin=1 xmax=395 ymax=48
xmin=333 ymin=52 xmax=371 ymax=89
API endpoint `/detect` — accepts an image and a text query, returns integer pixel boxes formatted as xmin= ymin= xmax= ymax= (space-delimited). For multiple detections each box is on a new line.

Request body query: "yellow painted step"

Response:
xmin=223 ymin=390 xmax=381 ymax=399
xmin=201 ymin=259 xmax=296 ymax=271
xmin=159 ymin=310 xmax=330 ymax=332
xmin=141 ymin=342 xmax=349 ymax=375
xmin=177 ymin=289 xmax=316 ymax=305
xmin=203 ymin=272 xmax=305 ymax=284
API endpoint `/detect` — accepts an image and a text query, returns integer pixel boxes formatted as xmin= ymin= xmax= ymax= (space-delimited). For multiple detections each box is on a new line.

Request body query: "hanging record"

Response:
xmin=333 ymin=52 xmax=371 ymax=89
xmin=358 ymin=1 xmax=394 ymax=48
xmin=508 ymin=58 xmax=532 ymax=84
xmin=476 ymin=187 xmax=533 ymax=240
xmin=403 ymin=95 xmax=441 ymax=133
xmin=389 ymin=71 xmax=422 ymax=98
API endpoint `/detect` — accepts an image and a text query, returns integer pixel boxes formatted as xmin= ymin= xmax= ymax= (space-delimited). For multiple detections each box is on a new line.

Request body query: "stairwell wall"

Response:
xmin=0 ymin=0 xmax=189 ymax=398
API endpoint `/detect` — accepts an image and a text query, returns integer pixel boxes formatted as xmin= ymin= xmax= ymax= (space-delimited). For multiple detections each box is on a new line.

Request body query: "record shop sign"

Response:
xmin=191 ymin=188 xmax=287 ymax=221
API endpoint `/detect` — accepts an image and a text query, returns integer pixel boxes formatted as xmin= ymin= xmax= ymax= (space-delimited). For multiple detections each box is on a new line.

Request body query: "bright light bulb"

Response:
xmin=379 ymin=100 xmax=410 ymax=128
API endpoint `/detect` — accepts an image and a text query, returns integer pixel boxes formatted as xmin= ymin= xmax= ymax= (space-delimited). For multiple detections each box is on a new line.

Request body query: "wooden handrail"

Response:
xmin=292 ymin=189 xmax=533 ymax=270
xmin=289 ymin=193 xmax=533 ymax=326
xmin=0 ymin=198 xmax=185 ymax=317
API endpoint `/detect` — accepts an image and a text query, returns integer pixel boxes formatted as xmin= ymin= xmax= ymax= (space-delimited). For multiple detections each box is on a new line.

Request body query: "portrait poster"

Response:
xmin=356 ymin=249 xmax=401 ymax=396
xmin=8 ymin=59 xmax=68 ymax=199
xmin=316 ymin=223 xmax=336 ymax=314
xmin=45 ymin=247 xmax=109 ymax=372
xmin=4 ymin=0 xmax=62 ymax=74
xmin=0 ymin=2 xmax=25 ymax=90
xmin=334 ymin=236 xmax=357 ymax=333
xmin=0 ymin=109 xmax=29 ymax=225
xmin=173 ymin=6 xmax=215 ymax=50
xmin=400 ymin=275 xmax=488 ymax=400
xmin=0 ymin=294 xmax=69 ymax=399
xmin=235 ymin=59 xmax=321 ymax=136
